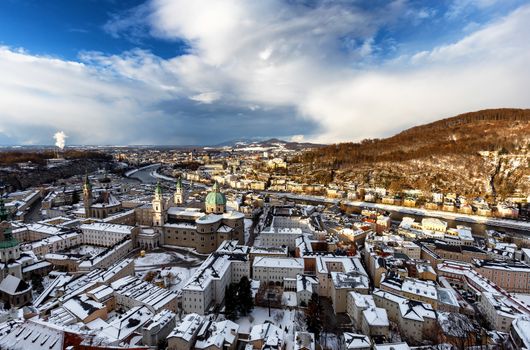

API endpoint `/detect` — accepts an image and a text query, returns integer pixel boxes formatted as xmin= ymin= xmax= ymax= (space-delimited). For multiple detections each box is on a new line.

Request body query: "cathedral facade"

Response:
xmin=150 ymin=179 xmax=245 ymax=254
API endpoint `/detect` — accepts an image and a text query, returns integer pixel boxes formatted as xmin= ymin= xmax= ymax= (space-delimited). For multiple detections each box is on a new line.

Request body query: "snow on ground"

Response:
xmin=169 ymin=251 xmax=204 ymax=264
xmin=244 ymin=218 xmax=253 ymax=244
xmin=62 ymin=245 xmax=106 ymax=257
xmin=237 ymin=307 xmax=306 ymax=349
xmin=282 ymin=292 xmax=297 ymax=307
xmin=160 ymin=266 xmax=200 ymax=292
xmin=134 ymin=252 xmax=174 ymax=266
xmin=162 ymin=245 xmax=210 ymax=256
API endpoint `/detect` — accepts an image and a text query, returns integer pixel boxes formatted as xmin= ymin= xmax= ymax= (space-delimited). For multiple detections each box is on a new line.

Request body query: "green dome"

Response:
xmin=205 ymin=182 xmax=226 ymax=206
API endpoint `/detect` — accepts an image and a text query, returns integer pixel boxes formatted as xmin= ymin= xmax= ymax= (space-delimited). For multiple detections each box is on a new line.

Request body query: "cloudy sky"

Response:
xmin=0 ymin=0 xmax=529 ymax=145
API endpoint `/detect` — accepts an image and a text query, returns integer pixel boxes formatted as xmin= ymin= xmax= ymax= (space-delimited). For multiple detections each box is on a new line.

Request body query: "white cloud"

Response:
xmin=0 ymin=46 xmax=173 ymax=145
xmin=189 ymin=91 xmax=221 ymax=104
xmin=290 ymin=135 xmax=304 ymax=143
xmin=0 ymin=1 xmax=529 ymax=145
xmin=142 ymin=1 xmax=530 ymax=143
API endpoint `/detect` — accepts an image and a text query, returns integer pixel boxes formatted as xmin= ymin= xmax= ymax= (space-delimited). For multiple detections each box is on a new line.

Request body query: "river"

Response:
xmin=125 ymin=166 xmax=530 ymax=237
xmin=126 ymin=164 xmax=161 ymax=184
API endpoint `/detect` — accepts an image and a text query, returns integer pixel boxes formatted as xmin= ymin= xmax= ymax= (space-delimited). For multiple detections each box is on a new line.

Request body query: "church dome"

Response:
xmin=205 ymin=182 xmax=226 ymax=206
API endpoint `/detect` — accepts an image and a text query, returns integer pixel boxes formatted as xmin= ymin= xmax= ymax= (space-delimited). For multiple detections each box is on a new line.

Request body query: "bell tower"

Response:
xmin=83 ymin=173 xmax=93 ymax=218
xmin=173 ymin=177 xmax=186 ymax=205
xmin=152 ymin=182 xmax=165 ymax=227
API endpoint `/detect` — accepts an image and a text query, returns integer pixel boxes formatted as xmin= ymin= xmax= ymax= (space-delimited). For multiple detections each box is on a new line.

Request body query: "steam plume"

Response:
xmin=53 ymin=131 xmax=67 ymax=150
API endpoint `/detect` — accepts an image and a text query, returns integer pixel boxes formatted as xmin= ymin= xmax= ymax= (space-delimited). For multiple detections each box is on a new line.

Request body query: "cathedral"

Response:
xmin=150 ymin=178 xmax=245 ymax=254
xmin=83 ymin=174 xmax=122 ymax=219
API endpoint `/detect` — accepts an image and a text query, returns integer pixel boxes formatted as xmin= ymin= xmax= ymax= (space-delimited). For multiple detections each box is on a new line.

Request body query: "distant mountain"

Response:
xmin=292 ymin=108 xmax=530 ymax=198
xmin=213 ymin=137 xmax=323 ymax=150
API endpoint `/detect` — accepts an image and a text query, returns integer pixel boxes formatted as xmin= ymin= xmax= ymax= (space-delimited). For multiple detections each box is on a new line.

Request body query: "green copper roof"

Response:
xmin=155 ymin=181 xmax=163 ymax=195
xmin=176 ymin=177 xmax=183 ymax=189
xmin=205 ymin=181 xmax=226 ymax=206
xmin=0 ymin=238 xmax=18 ymax=249
xmin=84 ymin=173 xmax=92 ymax=190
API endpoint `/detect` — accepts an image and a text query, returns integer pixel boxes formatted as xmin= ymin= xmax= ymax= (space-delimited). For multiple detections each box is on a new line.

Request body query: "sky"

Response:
xmin=0 ymin=0 xmax=529 ymax=146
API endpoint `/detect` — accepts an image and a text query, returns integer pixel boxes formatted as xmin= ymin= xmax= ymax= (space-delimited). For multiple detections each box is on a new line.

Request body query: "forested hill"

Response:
xmin=291 ymin=109 xmax=530 ymax=198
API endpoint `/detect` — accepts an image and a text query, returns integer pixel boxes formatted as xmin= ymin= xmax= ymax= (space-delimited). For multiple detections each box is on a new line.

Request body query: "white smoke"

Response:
xmin=53 ymin=131 xmax=67 ymax=150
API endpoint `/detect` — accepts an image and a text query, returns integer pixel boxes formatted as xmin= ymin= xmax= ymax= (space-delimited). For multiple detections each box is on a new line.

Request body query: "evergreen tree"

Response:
xmin=224 ymin=284 xmax=238 ymax=321
xmin=238 ymin=276 xmax=254 ymax=316
xmin=305 ymin=293 xmax=323 ymax=340
xmin=31 ymin=273 xmax=44 ymax=293
xmin=71 ymin=190 xmax=80 ymax=204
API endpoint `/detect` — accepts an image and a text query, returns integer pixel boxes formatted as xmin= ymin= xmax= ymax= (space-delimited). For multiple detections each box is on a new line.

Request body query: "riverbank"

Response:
xmin=267 ymin=192 xmax=530 ymax=234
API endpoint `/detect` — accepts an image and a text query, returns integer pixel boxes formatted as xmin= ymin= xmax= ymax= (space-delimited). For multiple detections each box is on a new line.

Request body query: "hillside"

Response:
xmin=215 ymin=137 xmax=322 ymax=151
xmin=292 ymin=109 xmax=530 ymax=198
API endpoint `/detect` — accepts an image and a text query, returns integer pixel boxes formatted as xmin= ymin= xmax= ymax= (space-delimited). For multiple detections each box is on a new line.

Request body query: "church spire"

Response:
xmin=155 ymin=181 xmax=163 ymax=196
xmin=176 ymin=176 xmax=183 ymax=189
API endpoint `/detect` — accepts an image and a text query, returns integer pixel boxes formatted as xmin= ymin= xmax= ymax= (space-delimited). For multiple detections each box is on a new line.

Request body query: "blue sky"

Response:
xmin=0 ymin=0 xmax=529 ymax=145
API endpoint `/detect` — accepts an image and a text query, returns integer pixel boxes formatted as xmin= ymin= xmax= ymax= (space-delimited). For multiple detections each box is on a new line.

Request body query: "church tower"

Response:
xmin=83 ymin=173 xmax=93 ymax=218
xmin=0 ymin=197 xmax=20 ymax=265
xmin=173 ymin=177 xmax=186 ymax=205
xmin=152 ymin=182 xmax=166 ymax=227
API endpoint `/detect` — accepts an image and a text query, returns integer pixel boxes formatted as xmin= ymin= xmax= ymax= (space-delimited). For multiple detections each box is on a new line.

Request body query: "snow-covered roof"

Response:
xmin=194 ymin=319 xmax=239 ymax=349
xmin=60 ymin=258 xmax=133 ymax=302
xmin=168 ymin=313 xmax=205 ymax=342
xmin=512 ymin=315 xmax=530 ymax=349
xmin=296 ymin=275 xmax=318 ymax=294
xmin=0 ymin=275 xmax=30 ymax=295
xmin=253 ymin=257 xmax=304 ymax=269
xmin=374 ymin=342 xmax=410 ymax=350
xmin=25 ymin=223 xmax=63 ymax=235
xmin=142 ymin=309 xmax=176 ymax=332
xmin=348 ymin=291 xmax=375 ymax=309
xmin=402 ymin=278 xmax=437 ymax=300
xmin=86 ymin=285 xmax=114 ymax=301
xmin=183 ymin=254 xmax=234 ymax=292
xmin=78 ymin=239 xmax=132 ymax=269
xmin=62 ymin=294 xmax=105 ymax=321
xmin=111 ymin=276 xmax=178 ymax=312
xmin=80 ymin=222 xmax=134 ymax=234
xmin=362 ymin=307 xmax=389 ymax=327
xmin=216 ymin=240 xmax=250 ymax=254
xmin=164 ymin=222 xmax=197 ymax=229
xmin=331 ymin=271 xmax=369 ymax=290
xmin=249 ymin=323 xmax=284 ymax=347
xmin=0 ymin=319 xmax=66 ymax=350
xmin=100 ymin=306 xmax=153 ymax=342
xmin=343 ymin=332 xmax=371 ymax=349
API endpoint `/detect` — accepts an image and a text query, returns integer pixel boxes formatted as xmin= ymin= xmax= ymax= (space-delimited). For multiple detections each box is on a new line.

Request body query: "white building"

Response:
xmin=252 ymin=257 xmax=304 ymax=290
xmin=80 ymin=223 xmax=137 ymax=247
xmin=296 ymin=275 xmax=319 ymax=306
xmin=347 ymin=292 xmax=376 ymax=331
xmin=373 ymin=289 xmax=437 ymax=343
xmin=181 ymin=241 xmax=250 ymax=315
xmin=479 ymin=291 xmax=529 ymax=332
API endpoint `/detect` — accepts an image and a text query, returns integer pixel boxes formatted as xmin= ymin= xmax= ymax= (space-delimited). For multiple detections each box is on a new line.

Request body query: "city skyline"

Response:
xmin=1 ymin=0 xmax=529 ymax=145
